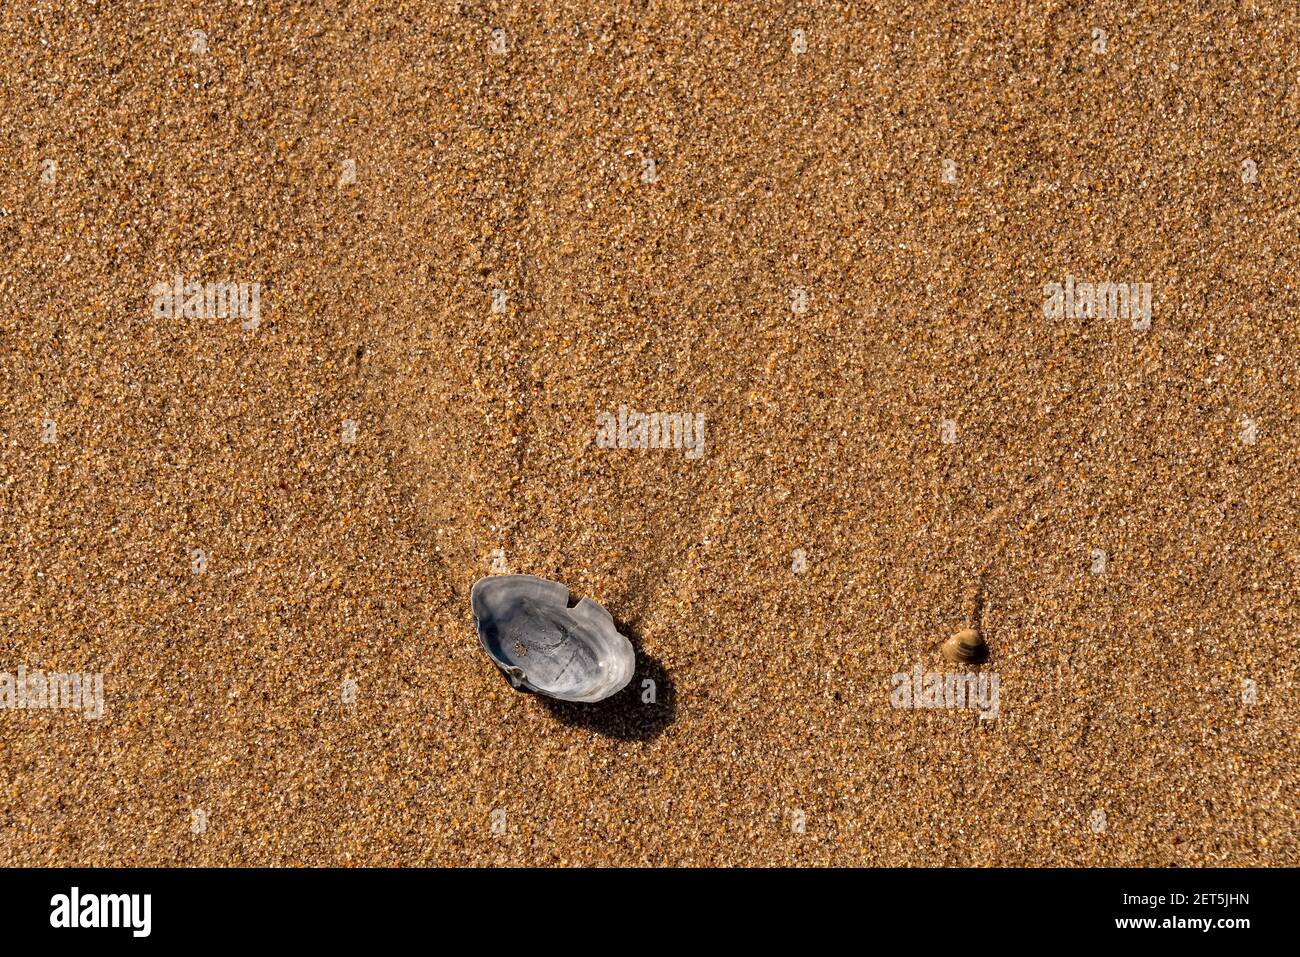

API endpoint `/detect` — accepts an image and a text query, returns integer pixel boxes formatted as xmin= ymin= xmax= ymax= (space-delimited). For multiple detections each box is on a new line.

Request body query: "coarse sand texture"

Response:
xmin=0 ymin=2 xmax=1296 ymax=865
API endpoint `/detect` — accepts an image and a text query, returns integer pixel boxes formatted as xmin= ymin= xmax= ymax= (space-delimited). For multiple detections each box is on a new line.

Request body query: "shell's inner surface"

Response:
xmin=487 ymin=599 xmax=601 ymax=698
xmin=472 ymin=575 xmax=636 ymax=703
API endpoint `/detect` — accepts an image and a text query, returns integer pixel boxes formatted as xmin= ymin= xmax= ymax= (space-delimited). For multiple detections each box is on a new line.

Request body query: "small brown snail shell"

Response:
xmin=941 ymin=627 xmax=988 ymax=665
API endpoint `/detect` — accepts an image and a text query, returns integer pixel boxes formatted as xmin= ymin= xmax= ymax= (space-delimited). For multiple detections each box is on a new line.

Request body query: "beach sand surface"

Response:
xmin=0 ymin=2 xmax=1295 ymax=865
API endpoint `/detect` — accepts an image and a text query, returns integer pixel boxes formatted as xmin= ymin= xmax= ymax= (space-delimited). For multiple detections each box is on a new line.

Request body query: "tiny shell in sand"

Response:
xmin=942 ymin=627 xmax=988 ymax=665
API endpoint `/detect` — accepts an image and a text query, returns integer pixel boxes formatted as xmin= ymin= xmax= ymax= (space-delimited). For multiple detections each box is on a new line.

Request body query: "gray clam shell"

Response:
xmin=471 ymin=575 xmax=636 ymax=703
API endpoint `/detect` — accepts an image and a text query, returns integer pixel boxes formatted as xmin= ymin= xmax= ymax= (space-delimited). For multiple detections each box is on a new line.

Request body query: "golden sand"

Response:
xmin=0 ymin=2 xmax=1295 ymax=865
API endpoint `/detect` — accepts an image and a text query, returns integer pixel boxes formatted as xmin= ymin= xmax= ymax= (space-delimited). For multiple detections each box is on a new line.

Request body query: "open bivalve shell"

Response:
xmin=471 ymin=575 xmax=636 ymax=703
